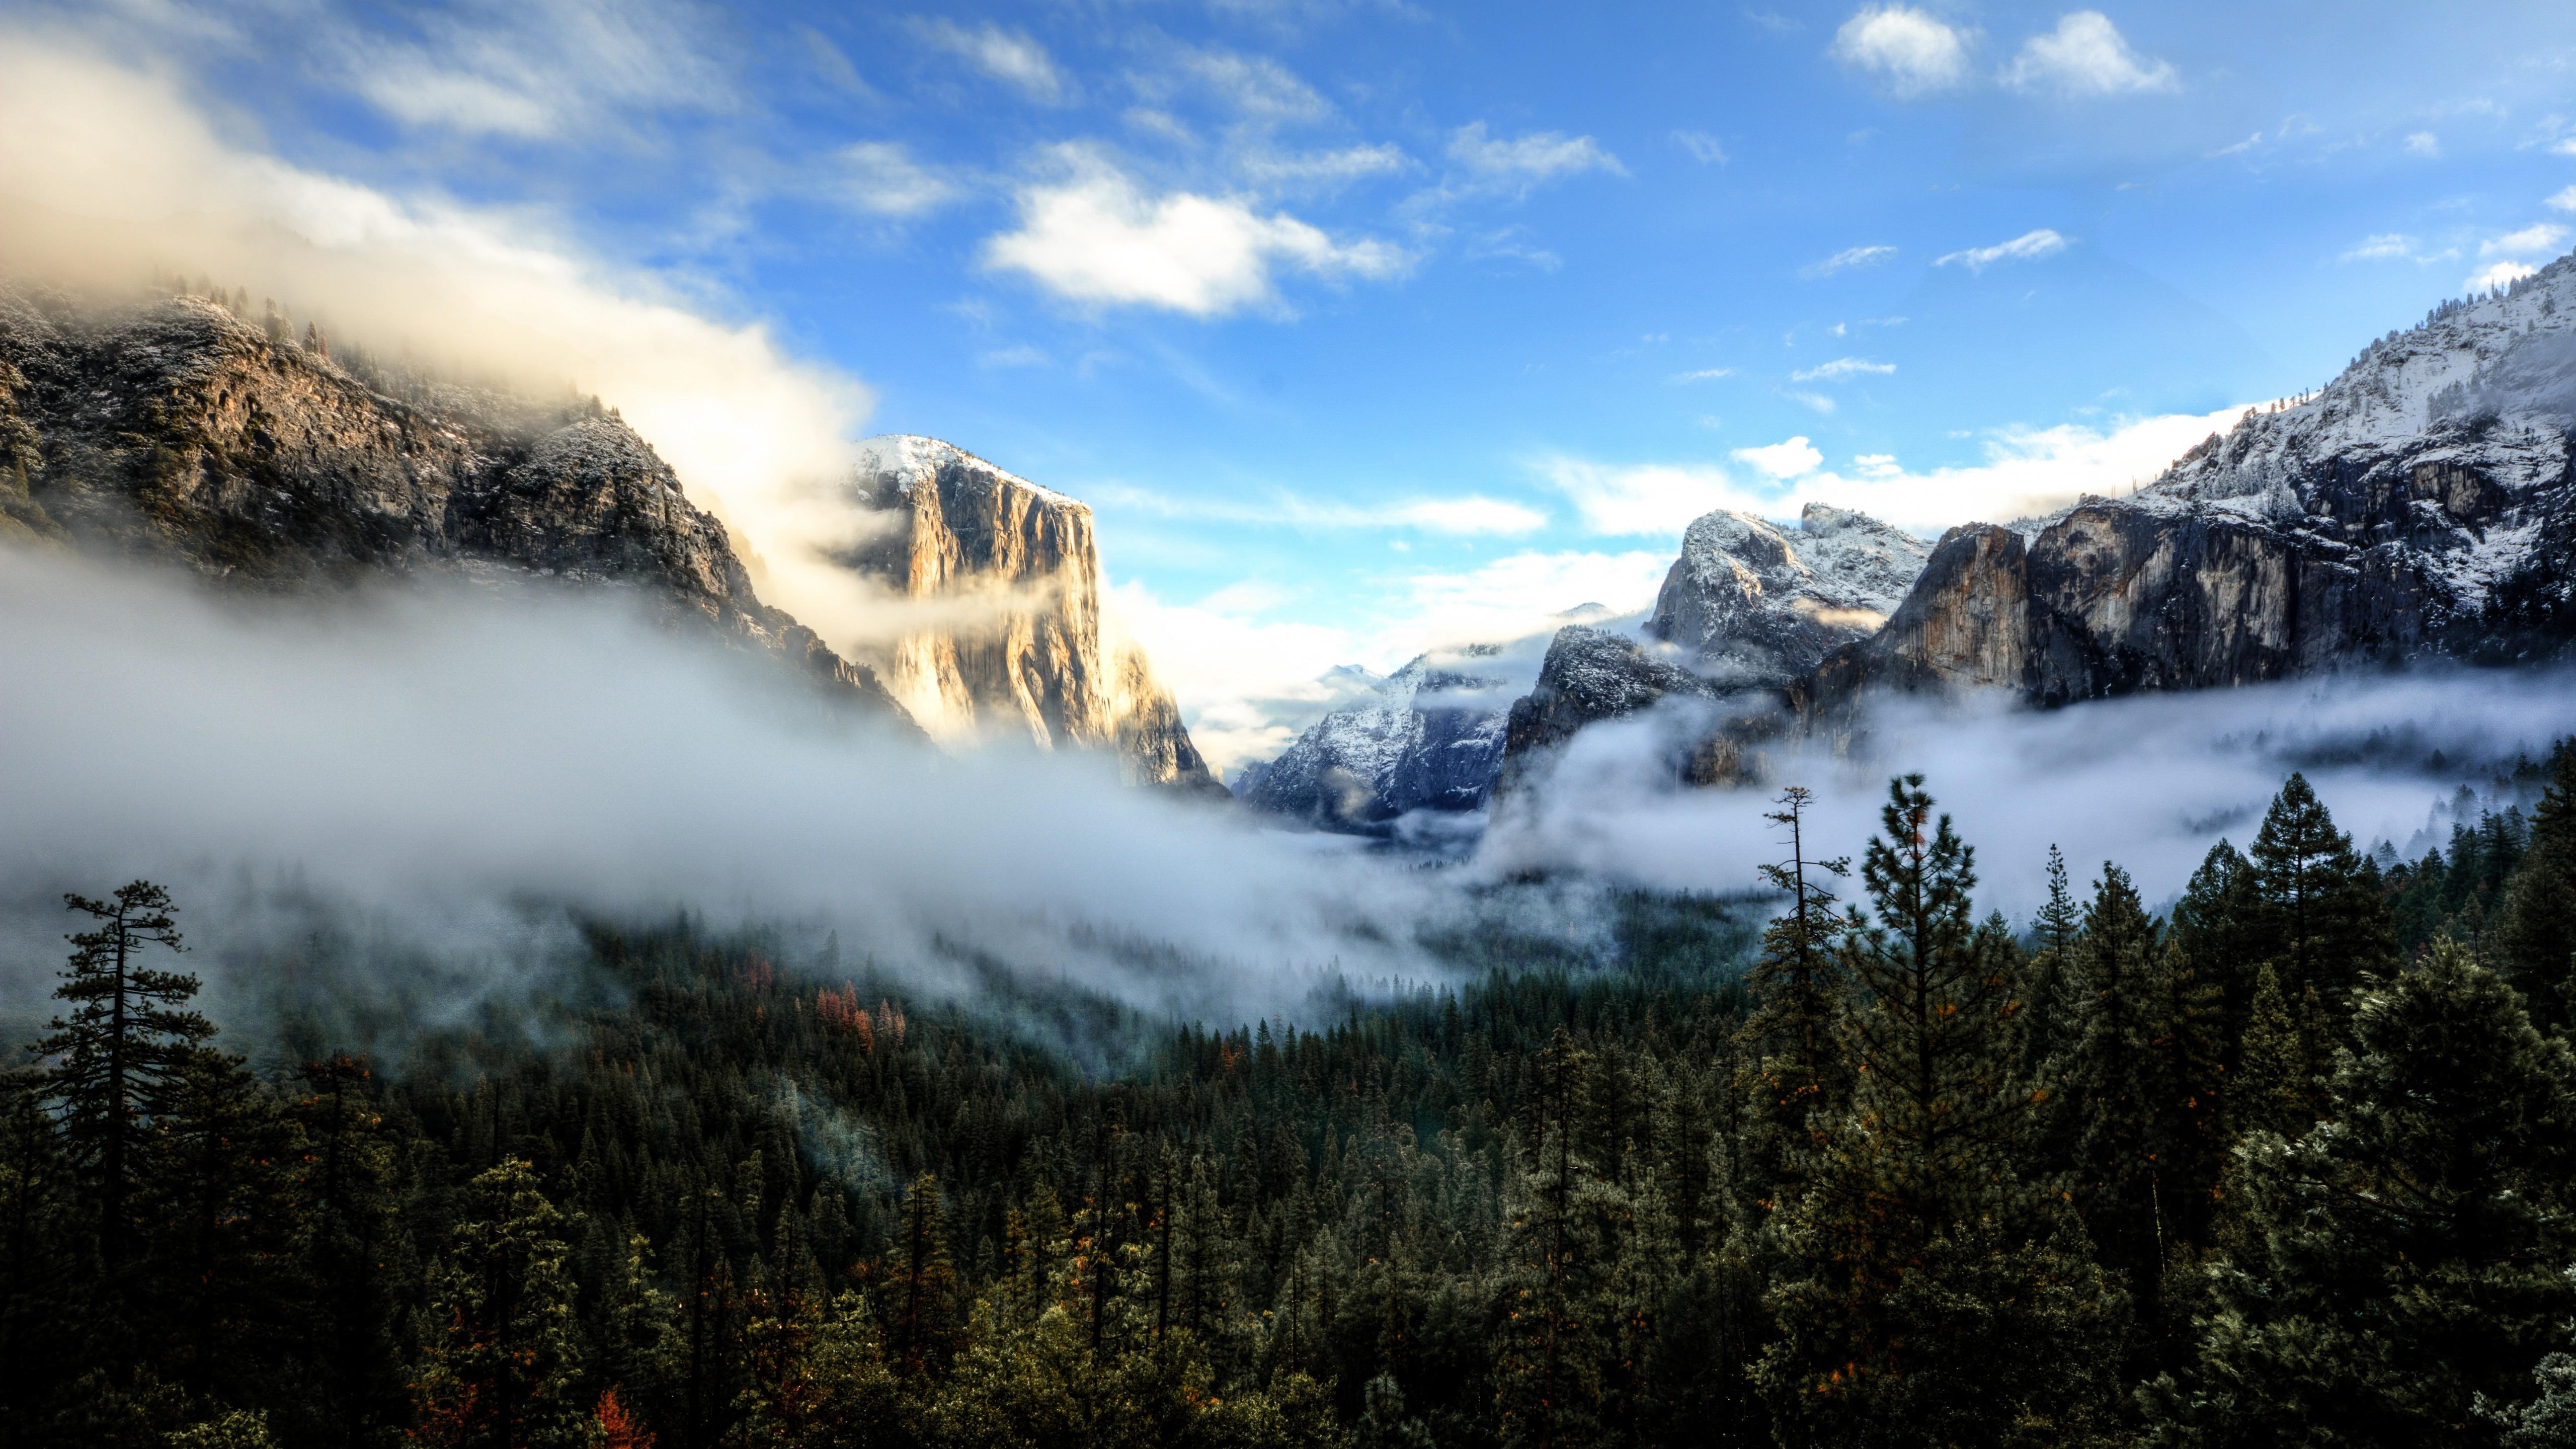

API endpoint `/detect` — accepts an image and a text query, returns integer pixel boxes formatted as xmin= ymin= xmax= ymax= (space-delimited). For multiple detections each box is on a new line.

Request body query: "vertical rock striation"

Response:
xmin=847 ymin=436 xmax=1223 ymax=792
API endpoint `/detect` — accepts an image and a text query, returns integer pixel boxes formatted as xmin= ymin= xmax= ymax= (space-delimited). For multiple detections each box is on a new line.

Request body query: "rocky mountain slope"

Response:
xmin=1494 ymin=503 xmax=1932 ymax=788
xmin=1237 ymin=643 xmax=1522 ymax=832
xmin=1777 ymin=254 xmax=2576 ymax=754
xmin=1650 ymin=504 xmax=1932 ymax=684
xmin=846 ymin=435 xmax=1222 ymax=792
xmin=0 ymin=282 xmax=915 ymax=725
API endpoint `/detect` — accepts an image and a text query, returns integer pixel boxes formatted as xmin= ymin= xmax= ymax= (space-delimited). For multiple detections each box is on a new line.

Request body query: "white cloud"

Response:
xmin=338 ymin=0 xmax=736 ymax=139
xmin=836 ymin=141 xmax=960 ymax=217
xmin=2467 ymin=261 xmax=2538 ymax=293
xmin=1446 ymin=122 xmax=1627 ymax=184
xmin=2549 ymin=187 xmax=2576 ymax=214
xmin=0 ymin=29 xmax=927 ymax=682
xmin=1935 ymin=227 xmax=2067 ymax=271
xmin=1136 ymin=45 xmax=1329 ymax=121
xmin=983 ymin=145 xmax=1406 ymax=316
xmin=1092 ymin=483 xmax=1544 ymax=536
xmin=2403 ymin=131 xmax=2440 ymax=157
xmin=1390 ymin=550 xmax=1672 ymax=655
xmin=1670 ymin=367 xmax=1735 ymax=382
xmin=1792 ymin=391 xmax=1838 ymax=414
xmin=1734 ymin=436 xmax=1825 ymax=478
xmin=915 ymin=18 xmax=1068 ymax=104
xmin=1831 ymin=5 xmax=1973 ymax=98
xmin=1790 ymin=356 xmax=1896 ymax=382
xmin=1801 ymin=244 xmax=1897 ymax=278
xmin=2481 ymin=223 xmax=2569 ymax=257
xmin=1999 ymin=12 xmax=2176 ymax=98
xmin=1544 ymin=460 xmax=1737 ymax=536
xmin=1547 ymin=404 xmax=2265 ymax=540
xmin=1237 ymin=143 xmax=1412 ymax=189
xmin=2551 ymin=138 xmax=2576 ymax=157
xmin=2341 ymin=232 xmax=2419 ymax=262
xmin=1671 ymin=130 xmax=1729 ymax=164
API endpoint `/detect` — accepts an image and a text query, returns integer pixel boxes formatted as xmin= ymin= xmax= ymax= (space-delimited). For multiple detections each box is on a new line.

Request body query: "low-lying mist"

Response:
xmin=0 ymin=546 xmax=1466 ymax=1044
xmin=1479 ymin=671 xmax=2576 ymax=916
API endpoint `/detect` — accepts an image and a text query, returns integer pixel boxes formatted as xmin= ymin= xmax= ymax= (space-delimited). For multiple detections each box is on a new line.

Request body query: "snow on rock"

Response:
xmin=1649 ymin=502 xmax=1932 ymax=688
xmin=1237 ymin=637 xmax=1557 ymax=834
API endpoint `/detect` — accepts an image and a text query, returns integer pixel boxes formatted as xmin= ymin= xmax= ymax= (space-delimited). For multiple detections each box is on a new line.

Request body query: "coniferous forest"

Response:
xmin=6 ymin=750 xmax=2576 ymax=1449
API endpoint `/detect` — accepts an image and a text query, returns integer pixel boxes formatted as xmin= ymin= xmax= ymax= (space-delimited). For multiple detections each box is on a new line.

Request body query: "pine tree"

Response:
xmin=1491 ymin=1030 xmax=1621 ymax=1449
xmin=2498 ymin=740 xmax=2576 ymax=1031
xmin=2245 ymin=774 xmax=2397 ymax=1027
xmin=1734 ymin=787 xmax=1852 ymax=1212
xmin=2062 ymin=865 xmax=2224 ymax=1362
xmin=290 ymin=1054 xmax=408 ymax=1446
xmin=409 ymin=1159 xmax=596 ymax=1449
xmin=1757 ymin=776 xmax=2130 ymax=1448
xmin=2020 ymin=846 xmax=2084 ymax=1079
xmin=2164 ymin=943 xmax=2576 ymax=1448
xmin=32 ymin=882 xmax=207 ymax=1280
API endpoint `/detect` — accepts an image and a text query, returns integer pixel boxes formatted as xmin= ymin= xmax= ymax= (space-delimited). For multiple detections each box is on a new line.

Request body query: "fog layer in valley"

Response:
xmin=0 ymin=547 xmax=1453 ymax=1037
xmin=1480 ymin=674 xmax=2576 ymax=918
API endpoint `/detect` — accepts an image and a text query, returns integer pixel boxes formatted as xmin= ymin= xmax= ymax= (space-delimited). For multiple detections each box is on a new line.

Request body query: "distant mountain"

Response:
xmin=0 ymin=282 xmax=914 ymax=726
xmin=847 ymin=436 xmax=1223 ymax=793
xmin=1235 ymin=642 xmax=1531 ymax=833
xmin=1762 ymin=253 xmax=2576 ymax=765
xmin=1495 ymin=504 xmax=1934 ymax=789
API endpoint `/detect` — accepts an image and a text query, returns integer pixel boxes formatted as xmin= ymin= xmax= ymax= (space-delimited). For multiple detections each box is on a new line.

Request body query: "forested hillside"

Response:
xmin=6 ymin=746 xmax=2575 ymax=1449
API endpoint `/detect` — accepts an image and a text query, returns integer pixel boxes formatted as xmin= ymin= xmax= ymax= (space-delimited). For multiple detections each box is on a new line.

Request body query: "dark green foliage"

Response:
xmin=2158 ymin=943 xmax=2576 ymax=1448
xmin=1756 ymin=776 xmax=2130 ymax=1448
xmin=2497 ymin=741 xmax=2576 ymax=1030
xmin=7 ymin=751 xmax=2572 ymax=1449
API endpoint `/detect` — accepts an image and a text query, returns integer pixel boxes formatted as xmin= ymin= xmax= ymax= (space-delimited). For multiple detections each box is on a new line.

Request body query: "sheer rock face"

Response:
xmin=847 ymin=436 xmax=1222 ymax=793
xmin=1787 ymin=255 xmax=2576 ymax=746
xmin=1649 ymin=503 xmax=1931 ymax=687
xmin=1240 ymin=646 xmax=1518 ymax=832
xmin=0 ymin=285 xmax=913 ymax=725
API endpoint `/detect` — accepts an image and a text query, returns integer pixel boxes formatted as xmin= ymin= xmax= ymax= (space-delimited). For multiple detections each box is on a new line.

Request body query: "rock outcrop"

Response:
xmin=846 ymin=436 xmax=1223 ymax=792
xmin=1782 ymin=254 xmax=2576 ymax=748
xmin=1490 ymin=504 xmax=1930 ymax=790
xmin=0 ymin=283 xmax=914 ymax=724
xmin=1649 ymin=503 xmax=1931 ymax=686
xmin=1238 ymin=645 xmax=1520 ymax=832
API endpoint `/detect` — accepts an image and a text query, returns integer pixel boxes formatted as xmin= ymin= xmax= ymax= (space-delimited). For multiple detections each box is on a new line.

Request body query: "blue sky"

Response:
xmin=14 ymin=0 xmax=2576 ymax=764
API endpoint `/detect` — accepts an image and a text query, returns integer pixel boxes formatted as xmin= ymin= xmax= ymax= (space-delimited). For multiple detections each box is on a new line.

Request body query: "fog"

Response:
xmin=0 ymin=547 xmax=1464 ymax=1042
xmin=1480 ymin=670 xmax=2576 ymax=918
xmin=0 ymin=29 xmax=974 ymax=680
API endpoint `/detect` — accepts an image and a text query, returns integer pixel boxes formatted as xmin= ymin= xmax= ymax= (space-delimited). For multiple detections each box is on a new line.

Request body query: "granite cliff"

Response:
xmin=846 ymin=436 xmax=1223 ymax=793
xmin=1778 ymin=254 xmax=2576 ymax=756
xmin=0 ymin=282 xmax=914 ymax=724
xmin=1493 ymin=504 xmax=1932 ymax=788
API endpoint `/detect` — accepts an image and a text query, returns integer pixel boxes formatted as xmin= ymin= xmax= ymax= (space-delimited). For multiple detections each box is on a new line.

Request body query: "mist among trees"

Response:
xmin=5 ymin=747 xmax=2575 ymax=1449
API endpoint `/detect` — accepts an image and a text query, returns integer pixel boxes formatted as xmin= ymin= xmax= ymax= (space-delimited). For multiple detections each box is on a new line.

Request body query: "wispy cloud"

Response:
xmin=983 ymin=145 xmax=1405 ymax=316
xmin=2339 ymin=232 xmax=2457 ymax=265
xmin=1132 ymin=43 xmax=1330 ymax=121
xmin=1091 ymin=483 xmax=1546 ymax=536
xmin=1801 ymin=244 xmax=1897 ymax=278
xmin=1671 ymin=129 xmax=1729 ymax=164
xmin=1831 ymin=5 xmax=1973 ymax=98
xmin=835 ymin=141 xmax=960 ymax=217
xmin=1936 ymin=227 xmax=2067 ymax=271
xmin=2550 ymin=187 xmax=2576 ymax=215
xmin=1790 ymin=356 xmax=1895 ymax=382
xmin=1238 ymin=143 xmax=1412 ymax=190
xmin=1999 ymin=11 xmax=2177 ymax=98
xmin=1669 ymin=367 xmax=1735 ymax=382
xmin=2481 ymin=223 xmax=2569 ymax=257
xmin=335 ymin=0 xmax=737 ymax=139
xmin=914 ymin=18 xmax=1069 ymax=104
xmin=1446 ymin=122 xmax=1627 ymax=186
xmin=2403 ymin=131 xmax=2440 ymax=157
